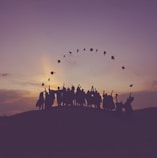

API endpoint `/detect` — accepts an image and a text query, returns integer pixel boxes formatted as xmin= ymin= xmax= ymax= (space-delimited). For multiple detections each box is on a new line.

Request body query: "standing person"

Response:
xmin=71 ymin=85 xmax=75 ymax=106
xmin=115 ymin=93 xmax=123 ymax=114
xmin=48 ymin=86 xmax=55 ymax=108
xmin=56 ymin=86 xmax=62 ymax=106
xmin=45 ymin=91 xmax=51 ymax=111
xmin=102 ymin=91 xmax=108 ymax=111
xmin=124 ymin=93 xmax=134 ymax=114
xmin=94 ymin=91 xmax=102 ymax=109
xmin=36 ymin=91 xmax=44 ymax=110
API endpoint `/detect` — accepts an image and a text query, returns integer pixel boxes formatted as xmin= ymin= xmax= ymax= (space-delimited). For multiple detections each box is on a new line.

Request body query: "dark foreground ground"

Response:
xmin=0 ymin=106 xmax=157 ymax=158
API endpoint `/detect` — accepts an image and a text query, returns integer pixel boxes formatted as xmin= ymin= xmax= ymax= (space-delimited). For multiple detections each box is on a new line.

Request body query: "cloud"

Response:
xmin=0 ymin=89 xmax=37 ymax=116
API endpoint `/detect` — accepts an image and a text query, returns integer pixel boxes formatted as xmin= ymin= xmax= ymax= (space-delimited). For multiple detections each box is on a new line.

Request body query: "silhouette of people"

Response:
xmin=36 ymin=83 xmax=134 ymax=116
xmin=115 ymin=93 xmax=134 ymax=114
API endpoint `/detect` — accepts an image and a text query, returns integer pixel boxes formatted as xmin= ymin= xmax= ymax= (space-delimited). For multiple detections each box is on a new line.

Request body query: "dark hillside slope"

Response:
xmin=0 ymin=107 xmax=157 ymax=158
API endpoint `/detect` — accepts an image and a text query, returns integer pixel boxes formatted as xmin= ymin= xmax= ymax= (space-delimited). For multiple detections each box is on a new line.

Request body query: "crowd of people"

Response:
xmin=36 ymin=85 xmax=134 ymax=113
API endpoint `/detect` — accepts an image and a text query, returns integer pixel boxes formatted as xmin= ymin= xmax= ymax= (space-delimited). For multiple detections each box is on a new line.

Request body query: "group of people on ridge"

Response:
xmin=36 ymin=85 xmax=134 ymax=113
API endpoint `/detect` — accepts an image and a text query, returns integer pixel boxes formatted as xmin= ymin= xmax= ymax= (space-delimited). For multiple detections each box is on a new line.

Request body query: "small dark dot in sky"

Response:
xmin=111 ymin=56 xmax=115 ymax=60
xmin=90 ymin=48 xmax=93 ymax=51
xmin=48 ymin=78 xmax=50 ymax=81
xmin=57 ymin=60 xmax=61 ymax=63
xmin=103 ymin=51 xmax=106 ymax=55
xmin=83 ymin=48 xmax=86 ymax=51
xmin=130 ymin=84 xmax=133 ymax=87
xmin=77 ymin=49 xmax=79 ymax=53
xmin=96 ymin=49 xmax=98 ymax=52
xmin=63 ymin=55 xmax=66 ymax=58
xmin=69 ymin=51 xmax=72 ymax=54
xmin=122 ymin=66 xmax=125 ymax=69
xmin=51 ymin=71 xmax=55 ymax=75
xmin=42 ymin=83 xmax=45 ymax=86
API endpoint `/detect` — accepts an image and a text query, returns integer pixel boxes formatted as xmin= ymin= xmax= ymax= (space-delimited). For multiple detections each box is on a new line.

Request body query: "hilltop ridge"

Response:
xmin=0 ymin=107 xmax=157 ymax=158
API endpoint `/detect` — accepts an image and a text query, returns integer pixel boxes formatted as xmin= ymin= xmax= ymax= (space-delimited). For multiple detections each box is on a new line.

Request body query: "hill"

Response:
xmin=0 ymin=106 xmax=157 ymax=158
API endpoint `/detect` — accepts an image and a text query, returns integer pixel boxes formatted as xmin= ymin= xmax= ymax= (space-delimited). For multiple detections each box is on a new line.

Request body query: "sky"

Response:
xmin=0 ymin=0 xmax=157 ymax=115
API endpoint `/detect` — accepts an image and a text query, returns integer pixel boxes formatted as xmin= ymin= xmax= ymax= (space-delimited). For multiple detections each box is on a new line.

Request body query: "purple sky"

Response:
xmin=0 ymin=0 xmax=157 ymax=115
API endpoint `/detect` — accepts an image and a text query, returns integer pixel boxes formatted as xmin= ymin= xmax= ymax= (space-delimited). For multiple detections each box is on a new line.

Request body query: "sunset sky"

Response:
xmin=0 ymin=0 xmax=157 ymax=115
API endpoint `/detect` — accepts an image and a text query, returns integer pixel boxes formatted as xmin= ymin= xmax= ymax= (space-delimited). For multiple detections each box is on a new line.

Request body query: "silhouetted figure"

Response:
xmin=94 ymin=91 xmax=102 ymax=109
xmin=56 ymin=86 xmax=62 ymax=106
xmin=75 ymin=86 xmax=85 ymax=106
xmin=103 ymin=91 xmax=106 ymax=110
xmin=103 ymin=91 xmax=115 ymax=111
xmin=49 ymin=87 xmax=55 ymax=107
xmin=62 ymin=85 xmax=67 ymax=106
xmin=86 ymin=90 xmax=92 ymax=107
xmin=91 ymin=85 xmax=94 ymax=92
xmin=71 ymin=85 xmax=75 ymax=106
xmin=36 ymin=91 xmax=44 ymax=110
xmin=115 ymin=94 xmax=123 ymax=113
xmin=75 ymin=86 xmax=81 ymax=106
xmin=45 ymin=91 xmax=51 ymax=110
xmin=64 ymin=87 xmax=73 ymax=106
xmin=123 ymin=94 xmax=134 ymax=114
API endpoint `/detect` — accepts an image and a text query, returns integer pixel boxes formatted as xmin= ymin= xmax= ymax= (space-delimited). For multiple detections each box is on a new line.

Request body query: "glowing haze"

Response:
xmin=0 ymin=0 xmax=157 ymax=115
